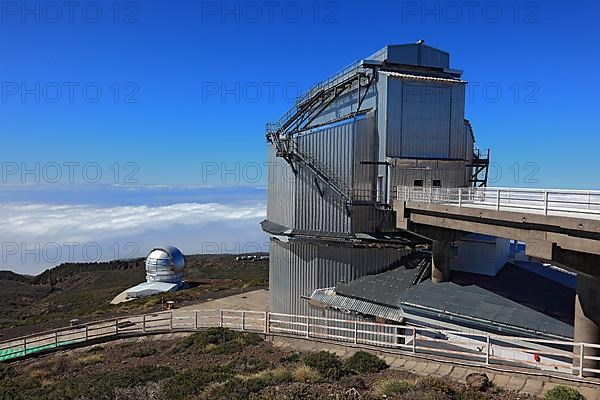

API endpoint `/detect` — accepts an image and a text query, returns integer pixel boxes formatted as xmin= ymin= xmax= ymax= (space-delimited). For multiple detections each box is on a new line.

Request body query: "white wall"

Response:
xmin=450 ymin=235 xmax=510 ymax=276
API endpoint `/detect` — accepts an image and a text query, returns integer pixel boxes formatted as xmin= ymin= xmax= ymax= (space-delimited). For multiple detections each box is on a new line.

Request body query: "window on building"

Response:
xmin=413 ymin=179 xmax=424 ymax=187
xmin=432 ymin=179 xmax=442 ymax=187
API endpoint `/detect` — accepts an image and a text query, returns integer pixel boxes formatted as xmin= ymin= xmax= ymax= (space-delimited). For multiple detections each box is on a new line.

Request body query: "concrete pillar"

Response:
xmin=432 ymin=240 xmax=451 ymax=283
xmin=573 ymin=274 xmax=600 ymax=376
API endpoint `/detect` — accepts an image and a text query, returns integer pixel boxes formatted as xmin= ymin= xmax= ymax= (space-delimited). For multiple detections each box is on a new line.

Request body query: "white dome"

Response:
xmin=145 ymin=246 xmax=185 ymax=284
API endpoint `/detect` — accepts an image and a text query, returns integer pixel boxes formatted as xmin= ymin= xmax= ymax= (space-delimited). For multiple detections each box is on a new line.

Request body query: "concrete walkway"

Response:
xmin=177 ymin=289 xmax=269 ymax=312
xmin=269 ymin=335 xmax=600 ymax=399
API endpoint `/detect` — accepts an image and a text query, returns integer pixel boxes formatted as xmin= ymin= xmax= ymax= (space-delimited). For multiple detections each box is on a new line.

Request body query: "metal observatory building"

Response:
xmin=262 ymin=42 xmax=489 ymax=319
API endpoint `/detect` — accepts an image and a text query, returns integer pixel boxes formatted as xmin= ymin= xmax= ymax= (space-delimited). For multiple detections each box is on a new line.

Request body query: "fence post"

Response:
xmin=169 ymin=312 xmax=173 ymax=331
xmin=265 ymin=312 xmax=270 ymax=334
xmin=588 ymin=191 xmax=591 ymax=210
xmin=23 ymin=338 xmax=27 ymax=355
xmin=219 ymin=310 xmax=224 ymax=328
xmin=412 ymin=328 xmax=417 ymax=354
xmin=142 ymin=315 xmax=146 ymax=334
xmin=115 ymin=319 xmax=119 ymax=335
xmin=194 ymin=311 xmax=199 ymax=330
xmin=354 ymin=321 xmax=358 ymax=344
xmin=85 ymin=325 xmax=89 ymax=342
xmin=544 ymin=191 xmax=549 ymax=215
xmin=242 ymin=311 xmax=246 ymax=331
xmin=458 ymin=188 xmax=462 ymax=206
xmin=496 ymin=189 xmax=501 ymax=211
xmin=306 ymin=316 xmax=310 ymax=338
xmin=54 ymin=331 xmax=58 ymax=348
xmin=485 ymin=335 xmax=490 ymax=365
xmin=579 ymin=344 xmax=585 ymax=378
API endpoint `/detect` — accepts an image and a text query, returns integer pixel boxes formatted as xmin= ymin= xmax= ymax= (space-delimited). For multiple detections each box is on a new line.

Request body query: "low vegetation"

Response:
xmin=544 ymin=385 xmax=586 ymax=400
xmin=0 ymin=328 xmax=584 ymax=400
xmin=344 ymin=350 xmax=389 ymax=374
xmin=176 ymin=326 xmax=263 ymax=355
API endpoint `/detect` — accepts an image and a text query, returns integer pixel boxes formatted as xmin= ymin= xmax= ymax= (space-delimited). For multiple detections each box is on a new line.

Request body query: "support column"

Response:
xmin=431 ymin=240 xmax=451 ymax=283
xmin=573 ymin=274 xmax=600 ymax=376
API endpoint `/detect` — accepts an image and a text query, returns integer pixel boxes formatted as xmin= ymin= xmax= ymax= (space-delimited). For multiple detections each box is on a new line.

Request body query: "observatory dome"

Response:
xmin=145 ymin=245 xmax=185 ymax=284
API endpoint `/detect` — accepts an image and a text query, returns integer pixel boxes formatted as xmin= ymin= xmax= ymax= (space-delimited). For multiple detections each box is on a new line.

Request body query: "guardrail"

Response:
xmin=393 ymin=186 xmax=600 ymax=219
xmin=1 ymin=309 xmax=599 ymax=379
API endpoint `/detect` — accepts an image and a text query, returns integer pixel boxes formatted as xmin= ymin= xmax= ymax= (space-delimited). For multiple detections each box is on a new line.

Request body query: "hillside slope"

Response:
xmin=0 ymin=254 xmax=268 ymax=338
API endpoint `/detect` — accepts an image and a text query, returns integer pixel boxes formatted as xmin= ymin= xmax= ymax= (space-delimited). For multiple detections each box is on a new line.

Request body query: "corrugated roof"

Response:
xmin=336 ymin=252 xmax=430 ymax=304
xmin=381 ymin=71 xmax=466 ymax=84
xmin=400 ymin=280 xmax=573 ymax=339
xmin=332 ymin=260 xmax=574 ymax=339
xmin=310 ymin=288 xmax=404 ymax=323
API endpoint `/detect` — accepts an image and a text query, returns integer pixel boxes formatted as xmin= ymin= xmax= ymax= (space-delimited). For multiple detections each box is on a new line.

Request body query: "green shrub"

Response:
xmin=202 ymin=377 xmax=254 ymax=400
xmin=456 ymin=388 xmax=491 ymax=400
xmin=280 ymin=352 xmax=300 ymax=364
xmin=201 ymin=370 xmax=292 ymax=400
xmin=176 ymin=327 xmax=262 ymax=355
xmin=302 ymin=351 xmax=346 ymax=379
xmin=0 ymin=365 xmax=175 ymax=400
xmin=73 ymin=353 xmax=104 ymax=366
xmin=251 ymin=367 xmax=293 ymax=386
xmin=344 ymin=351 xmax=388 ymax=374
xmin=86 ymin=345 xmax=104 ymax=353
xmin=416 ymin=376 xmax=454 ymax=395
xmin=0 ymin=364 xmax=14 ymax=380
xmin=161 ymin=366 xmax=234 ymax=400
xmin=544 ymin=386 xmax=585 ymax=400
xmin=373 ymin=378 xmax=416 ymax=396
xmin=339 ymin=374 xmax=366 ymax=390
xmin=228 ymin=355 xmax=272 ymax=374
xmin=130 ymin=346 xmax=157 ymax=358
xmin=292 ymin=365 xmax=321 ymax=383
xmin=82 ymin=365 xmax=175 ymax=398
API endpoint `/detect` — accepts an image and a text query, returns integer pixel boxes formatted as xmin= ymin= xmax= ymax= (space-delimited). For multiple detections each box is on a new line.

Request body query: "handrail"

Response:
xmin=2 ymin=308 xmax=599 ymax=380
xmin=393 ymin=186 xmax=600 ymax=219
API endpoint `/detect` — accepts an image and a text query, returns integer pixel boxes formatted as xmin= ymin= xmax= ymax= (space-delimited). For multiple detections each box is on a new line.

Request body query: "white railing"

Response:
xmin=1 ymin=309 xmax=599 ymax=379
xmin=393 ymin=186 xmax=600 ymax=219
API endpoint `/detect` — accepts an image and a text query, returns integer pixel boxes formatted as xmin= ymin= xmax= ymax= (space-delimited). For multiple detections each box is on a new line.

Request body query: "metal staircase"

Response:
xmin=469 ymin=147 xmax=490 ymax=187
xmin=292 ymin=139 xmax=353 ymax=203
xmin=266 ymin=64 xmax=376 ymax=205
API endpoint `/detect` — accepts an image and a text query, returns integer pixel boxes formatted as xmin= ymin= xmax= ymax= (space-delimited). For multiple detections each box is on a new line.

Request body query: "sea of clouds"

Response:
xmin=0 ymin=185 xmax=268 ymax=275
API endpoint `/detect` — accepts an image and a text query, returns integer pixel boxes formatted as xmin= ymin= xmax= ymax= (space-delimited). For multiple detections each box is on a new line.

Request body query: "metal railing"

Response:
xmin=393 ymin=186 xmax=600 ymax=219
xmin=1 ymin=309 xmax=599 ymax=379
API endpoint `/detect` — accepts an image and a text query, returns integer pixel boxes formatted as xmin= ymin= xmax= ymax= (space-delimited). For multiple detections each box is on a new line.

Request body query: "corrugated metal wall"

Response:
xmin=352 ymin=113 xmax=378 ymax=199
xmin=386 ymin=44 xmax=450 ymax=69
xmin=449 ymin=84 xmax=467 ymax=160
xmin=384 ymin=77 xmax=468 ymax=161
xmin=267 ymin=113 xmax=384 ymax=234
xmin=309 ymin=81 xmax=377 ymax=127
xmin=266 ymin=144 xmax=296 ymax=229
xmin=269 ymin=238 xmax=409 ymax=316
xmin=297 ymin=119 xmax=355 ymax=190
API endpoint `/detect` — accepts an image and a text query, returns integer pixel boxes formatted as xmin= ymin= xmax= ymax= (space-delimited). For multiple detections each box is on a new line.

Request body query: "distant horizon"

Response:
xmin=0 ymin=185 xmax=268 ymax=275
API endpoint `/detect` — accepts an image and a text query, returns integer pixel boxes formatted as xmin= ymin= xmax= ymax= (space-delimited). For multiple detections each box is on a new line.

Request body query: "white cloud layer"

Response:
xmin=0 ymin=202 xmax=268 ymax=275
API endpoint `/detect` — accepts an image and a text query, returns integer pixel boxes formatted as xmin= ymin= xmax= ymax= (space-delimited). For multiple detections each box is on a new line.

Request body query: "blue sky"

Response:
xmin=1 ymin=0 xmax=599 ymax=273
xmin=1 ymin=0 xmax=598 ymax=188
